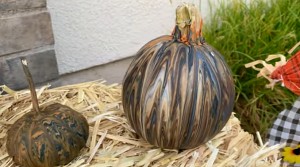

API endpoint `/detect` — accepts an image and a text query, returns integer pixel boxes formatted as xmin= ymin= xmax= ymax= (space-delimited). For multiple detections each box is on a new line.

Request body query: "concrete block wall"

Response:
xmin=0 ymin=0 xmax=59 ymax=90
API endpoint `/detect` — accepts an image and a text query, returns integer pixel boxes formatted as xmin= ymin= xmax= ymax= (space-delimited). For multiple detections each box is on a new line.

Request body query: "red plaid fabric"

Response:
xmin=271 ymin=51 xmax=300 ymax=95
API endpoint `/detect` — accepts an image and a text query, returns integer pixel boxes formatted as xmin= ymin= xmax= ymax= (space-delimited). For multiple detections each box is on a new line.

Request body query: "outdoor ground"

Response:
xmin=50 ymin=57 xmax=133 ymax=88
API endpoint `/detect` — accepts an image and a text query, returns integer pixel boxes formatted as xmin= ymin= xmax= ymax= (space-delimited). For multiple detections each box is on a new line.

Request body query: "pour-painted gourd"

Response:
xmin=6 ymin=58 xmax=89 ymax=167
xmin=122 ymin=4 xmax=235 ymax=149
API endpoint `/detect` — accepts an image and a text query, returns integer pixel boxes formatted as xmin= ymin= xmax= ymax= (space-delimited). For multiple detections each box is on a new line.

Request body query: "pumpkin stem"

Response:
xmin=20 ymin=58 xmax=40 ymax=113
xmin=174 ymin=3 xmax=204 ymax=45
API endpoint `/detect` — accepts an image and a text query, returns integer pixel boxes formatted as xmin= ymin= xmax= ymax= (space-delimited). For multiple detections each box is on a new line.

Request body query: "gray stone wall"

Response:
xmin=0 ymin=0 xmax=59 ymax=90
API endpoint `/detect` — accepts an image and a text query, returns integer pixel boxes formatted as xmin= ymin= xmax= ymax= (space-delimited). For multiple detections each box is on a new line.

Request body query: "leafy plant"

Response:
xmin=203 ymin=0 xmax=300 ymax=141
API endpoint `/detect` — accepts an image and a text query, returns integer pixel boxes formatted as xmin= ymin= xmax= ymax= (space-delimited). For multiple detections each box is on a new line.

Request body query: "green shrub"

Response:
xmin=203 ymin=0 xmax=300 ymax=141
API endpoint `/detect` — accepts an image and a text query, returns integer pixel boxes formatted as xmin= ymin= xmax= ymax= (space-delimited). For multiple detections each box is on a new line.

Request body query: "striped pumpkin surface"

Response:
xmin=6 ymin=59 xmax=89 ymax=167
xmin=122 ymin=4 xmax=235 ymax=149
xmin=6 ymin=103 xmax=89 ymax=167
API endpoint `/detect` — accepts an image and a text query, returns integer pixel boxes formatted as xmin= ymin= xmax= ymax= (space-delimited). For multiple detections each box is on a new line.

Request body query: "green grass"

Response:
xmin=203 ymin=0 xmax=300 ymax=141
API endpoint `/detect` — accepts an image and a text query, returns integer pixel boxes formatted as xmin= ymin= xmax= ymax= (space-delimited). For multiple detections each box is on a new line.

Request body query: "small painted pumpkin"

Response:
xmin=122 ymin=4 xmax=235 ymax=149
xmin=6 ymin=58 xmax=89 ymax=167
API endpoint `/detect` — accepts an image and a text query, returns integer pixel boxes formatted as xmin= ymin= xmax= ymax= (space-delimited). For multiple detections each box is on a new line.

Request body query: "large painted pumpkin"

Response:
xmin=6 ymin=58 xmax=89 ymax=167
xmin=122 ymin=4 xmax=235 ymax=149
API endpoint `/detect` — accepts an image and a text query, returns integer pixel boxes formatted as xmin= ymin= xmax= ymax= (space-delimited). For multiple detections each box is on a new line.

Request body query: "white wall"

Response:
xmin=47 ymin=0 xmax=217 ymax=74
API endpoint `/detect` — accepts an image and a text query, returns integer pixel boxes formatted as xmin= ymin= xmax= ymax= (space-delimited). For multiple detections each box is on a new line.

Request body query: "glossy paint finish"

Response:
xmin=122 ymin=4 xmax=235 ymax=149
xmin=6 ymin=103 xmax=89 ymax=167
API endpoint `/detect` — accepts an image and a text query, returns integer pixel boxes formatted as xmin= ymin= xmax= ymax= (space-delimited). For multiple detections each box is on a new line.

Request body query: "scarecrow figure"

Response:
xmin=245 ymin=42 xmax=300 ymax=166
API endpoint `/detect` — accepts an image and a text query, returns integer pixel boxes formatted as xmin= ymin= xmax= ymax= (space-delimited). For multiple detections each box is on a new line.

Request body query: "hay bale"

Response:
xmin=0 ymin=81 xmax=283 ymax=167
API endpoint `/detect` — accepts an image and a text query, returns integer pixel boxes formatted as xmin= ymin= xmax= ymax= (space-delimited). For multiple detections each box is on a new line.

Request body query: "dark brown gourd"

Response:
xmin=122 ymin=4 xmax=235 ymax=149
xmin=6 ymin=58 xmax=89 ymax=167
